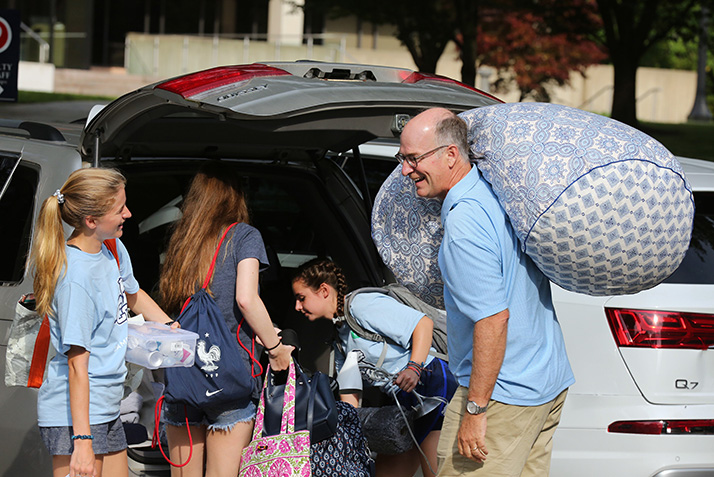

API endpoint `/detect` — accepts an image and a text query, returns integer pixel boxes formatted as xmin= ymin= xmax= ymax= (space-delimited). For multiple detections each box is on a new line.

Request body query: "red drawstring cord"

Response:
xmin=153 ymin=395 xmax=193 ymax=467
xmin=236 ymin=317 xmax=263 ymax=378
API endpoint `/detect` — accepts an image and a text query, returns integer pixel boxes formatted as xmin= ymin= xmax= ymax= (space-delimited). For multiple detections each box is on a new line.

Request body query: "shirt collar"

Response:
xmin=441 ymin=165 xmax=480 ymax=224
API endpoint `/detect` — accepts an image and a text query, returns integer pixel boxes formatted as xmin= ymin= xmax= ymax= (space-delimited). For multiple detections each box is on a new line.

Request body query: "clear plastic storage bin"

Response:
xmin=126 ymin=321 xmax=198 ymax=369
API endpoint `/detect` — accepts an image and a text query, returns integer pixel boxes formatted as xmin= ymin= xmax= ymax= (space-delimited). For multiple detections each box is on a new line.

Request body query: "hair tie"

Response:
xmin=53 ymin=189 xmax=65 ymax=205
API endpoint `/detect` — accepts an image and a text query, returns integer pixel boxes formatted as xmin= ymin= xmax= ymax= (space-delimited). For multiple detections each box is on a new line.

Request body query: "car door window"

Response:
xmin=0 ymin=160 xmax=39 ymax=284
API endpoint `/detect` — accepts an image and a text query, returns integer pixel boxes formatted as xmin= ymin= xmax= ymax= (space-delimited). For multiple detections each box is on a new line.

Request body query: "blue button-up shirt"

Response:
xmin=439 ymin=166 xmax=574 ymax=405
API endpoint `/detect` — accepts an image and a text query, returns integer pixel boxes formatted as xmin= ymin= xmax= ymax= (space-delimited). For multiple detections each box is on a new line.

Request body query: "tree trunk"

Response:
xmin=459 ymin=39 xmax=477 ymax=86
xmin=453 ymin=0 xmax=479 ymax=86
xmin=610 ymin=55 xmax=639 ymax=127
xmin=402 ymin=35 xmax=447 ymax=74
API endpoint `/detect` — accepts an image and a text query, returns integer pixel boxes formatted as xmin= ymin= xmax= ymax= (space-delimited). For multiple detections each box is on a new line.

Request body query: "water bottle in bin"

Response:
xmin=126 ymin=321 xmax=198 ymax=370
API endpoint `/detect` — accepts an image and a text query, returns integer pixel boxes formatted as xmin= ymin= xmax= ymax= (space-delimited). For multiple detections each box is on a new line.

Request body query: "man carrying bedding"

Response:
xmin=397 ymin=107 xmax=574 ymax=477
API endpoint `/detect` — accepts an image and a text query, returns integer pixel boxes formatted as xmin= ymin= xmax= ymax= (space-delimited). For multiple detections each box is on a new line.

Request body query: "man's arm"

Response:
xmin=457 ymin=308 xmax=509 ymax=463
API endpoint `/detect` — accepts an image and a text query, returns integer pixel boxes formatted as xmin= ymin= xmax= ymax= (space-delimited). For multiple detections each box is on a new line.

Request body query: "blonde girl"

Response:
xmin=32 ymin=168 xmax=173 ymax=477
xmin=159 ymin=162 xmax=292 ymax=477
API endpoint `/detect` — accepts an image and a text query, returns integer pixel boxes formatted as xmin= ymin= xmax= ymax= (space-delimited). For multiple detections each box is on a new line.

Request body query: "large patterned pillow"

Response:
xmin=371 ymin=169 xmax=445 ymax=308
xmin=459 ymin=102 xmax=694 ymax=295
xmin=371 ymin=103 xmax=695 ymax=300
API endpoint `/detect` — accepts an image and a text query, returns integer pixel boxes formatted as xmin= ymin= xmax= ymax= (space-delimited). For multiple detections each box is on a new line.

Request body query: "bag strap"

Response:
xmin=27 ymin=240 xmax=121 ymax=389
xmin=281 ymin=358 xmax=297 ymax=434
xmin=253 ymin=358 xmax=297 ymax=439
xmin=103 ymin=238 xmax=120 ymax=268
xmin=202 ymin=223 xmax=238 ymax=289
xmin=27 ymin=316 xmax=51 ymax=388
xmin=179 ymin=223 xmax=238 ymax=314
xmin=153 ymin=395 xmax=193 ymax=467
xmin=236 ymin=317 xmax=263 ymax=378
xmin=307 ymin=372 xmax=318 ymax=434
xmin=343 ymin=287 xmax=448 ymax=364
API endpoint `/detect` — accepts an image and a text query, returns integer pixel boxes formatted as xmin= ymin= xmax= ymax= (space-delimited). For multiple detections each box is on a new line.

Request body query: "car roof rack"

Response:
xmin=0 ymin=120 xmax=66 ymax=142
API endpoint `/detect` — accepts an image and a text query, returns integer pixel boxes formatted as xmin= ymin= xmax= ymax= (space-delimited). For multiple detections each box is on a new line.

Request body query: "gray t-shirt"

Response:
xmin=209 ymin=223 xmax=269 ymax=392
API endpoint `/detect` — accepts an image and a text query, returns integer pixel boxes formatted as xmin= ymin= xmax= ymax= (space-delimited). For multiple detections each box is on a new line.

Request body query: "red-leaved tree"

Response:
xmin=477 ymin=6 xmax=607 ymax=101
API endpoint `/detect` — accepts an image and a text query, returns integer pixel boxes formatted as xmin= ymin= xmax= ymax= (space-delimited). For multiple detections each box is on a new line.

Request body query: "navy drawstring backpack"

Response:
xmin=153 ymin=223 xmax=261 ymax=466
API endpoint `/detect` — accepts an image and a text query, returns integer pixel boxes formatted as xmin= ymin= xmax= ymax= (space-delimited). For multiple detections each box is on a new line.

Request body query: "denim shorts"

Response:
xmin=39 ymin=416 xmax=127 ymax=455
xmin=161 ymin=399 xmax=257 ymax=432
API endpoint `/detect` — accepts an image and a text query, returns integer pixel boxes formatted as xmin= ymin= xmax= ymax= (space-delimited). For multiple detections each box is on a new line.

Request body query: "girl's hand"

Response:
xmin=69 ymin=439 xmax=95 ymax=477
xmin=394 ymin=367 xmax=421 ymax=393
xmin=267 ymin=343 xmax=294 ymax=371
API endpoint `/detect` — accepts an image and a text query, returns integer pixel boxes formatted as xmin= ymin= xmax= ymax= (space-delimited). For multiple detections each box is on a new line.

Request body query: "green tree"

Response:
xmin=592 ymin=0 xmax=702 ymax=126
xmin=306 ymin=0 xmax=606 ymax=98
xmin=304 ymin=0 xmax=452 ymax=74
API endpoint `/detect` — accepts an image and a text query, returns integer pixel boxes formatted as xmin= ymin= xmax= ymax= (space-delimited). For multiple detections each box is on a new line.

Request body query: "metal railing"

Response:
xmin=19 ymin=22 xmax=50 ymax=63
xmin=125 ymin=32 xmax=348 ymax=78
xmin=636 ymin=87 xmax=662 ymax=121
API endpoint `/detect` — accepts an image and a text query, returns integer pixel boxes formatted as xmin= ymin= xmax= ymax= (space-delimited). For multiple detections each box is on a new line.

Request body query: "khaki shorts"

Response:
xmin=436 ymin=386 xmax=568 ymax=477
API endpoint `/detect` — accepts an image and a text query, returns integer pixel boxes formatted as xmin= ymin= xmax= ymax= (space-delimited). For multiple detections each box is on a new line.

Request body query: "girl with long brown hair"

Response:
xmin=159 ymin=162 xmax=292 ymax=477
xmin=32 ymin=167 xmax=173 ymax=477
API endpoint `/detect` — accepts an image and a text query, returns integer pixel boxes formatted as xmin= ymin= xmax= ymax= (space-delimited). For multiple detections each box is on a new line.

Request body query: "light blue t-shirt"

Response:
xmin=336 ymin=292 xmax=435 ymax=376
xmin=439 ymin=166 xmax=574 ymax=406
xmin=37 ymin=239 xmax=140 ymax=427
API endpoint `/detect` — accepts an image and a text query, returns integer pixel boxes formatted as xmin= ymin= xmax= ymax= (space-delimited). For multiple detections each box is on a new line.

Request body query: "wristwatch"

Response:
xmin=466 ymin=400 xmax=488 ymax=415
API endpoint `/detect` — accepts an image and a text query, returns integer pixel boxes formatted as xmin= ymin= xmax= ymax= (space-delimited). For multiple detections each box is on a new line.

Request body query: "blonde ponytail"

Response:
xmin=29 ymin=168 xmax=126 ymax=318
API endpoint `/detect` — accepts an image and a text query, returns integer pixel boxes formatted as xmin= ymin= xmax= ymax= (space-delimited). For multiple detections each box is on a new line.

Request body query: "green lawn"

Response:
xmin=18 ymin=91 xmax=115 ymax=103
xmin=640 ymin=121 xmax=714 ymax=162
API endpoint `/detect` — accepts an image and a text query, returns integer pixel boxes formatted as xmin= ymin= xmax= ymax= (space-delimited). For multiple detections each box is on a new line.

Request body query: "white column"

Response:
xmin=267 ymin=0 xmax=304 ymax=46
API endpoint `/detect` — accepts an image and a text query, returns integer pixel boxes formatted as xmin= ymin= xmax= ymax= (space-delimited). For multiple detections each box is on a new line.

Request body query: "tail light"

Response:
xmin=606 ymin=308 xmax=714 ymax=350
xmin=401 ymin=72 xmax=503 ymax=102
xmin=156 ymin=64 xmax=291 ymax=98
xmin=609 ymin=419 xmax=714 ymax=435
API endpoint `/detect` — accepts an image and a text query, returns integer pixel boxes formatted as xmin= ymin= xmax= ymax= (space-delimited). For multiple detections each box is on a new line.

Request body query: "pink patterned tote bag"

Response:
xmin=240 ymin=358 xmax=311 ymax=477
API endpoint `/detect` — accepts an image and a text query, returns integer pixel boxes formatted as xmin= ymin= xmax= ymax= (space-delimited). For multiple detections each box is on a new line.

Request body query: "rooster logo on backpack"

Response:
xmin=197 ymin=338 xmax=221 ymax=373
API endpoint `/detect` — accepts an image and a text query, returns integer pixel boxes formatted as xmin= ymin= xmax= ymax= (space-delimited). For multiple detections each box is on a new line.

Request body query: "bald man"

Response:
xmin=397 ymin=108 xmax=574 ymax=476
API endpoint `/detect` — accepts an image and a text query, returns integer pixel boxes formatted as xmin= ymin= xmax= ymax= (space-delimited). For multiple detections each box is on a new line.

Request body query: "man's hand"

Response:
xmin=457 ymin=412 xmax=489 ymax=463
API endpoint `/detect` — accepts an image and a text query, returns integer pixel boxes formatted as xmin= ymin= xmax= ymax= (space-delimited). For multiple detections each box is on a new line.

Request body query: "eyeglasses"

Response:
xmin=395 ymin=145 xmax=449 ymax=168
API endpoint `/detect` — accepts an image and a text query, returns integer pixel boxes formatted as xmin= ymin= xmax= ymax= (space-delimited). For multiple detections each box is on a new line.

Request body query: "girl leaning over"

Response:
xmin=292 ymin=258 xmax=457 ymax=477
xmin=159 ymin=162 xmax=292 ymax=477
xmin=32 ymin=168 xmax=174 ymax=477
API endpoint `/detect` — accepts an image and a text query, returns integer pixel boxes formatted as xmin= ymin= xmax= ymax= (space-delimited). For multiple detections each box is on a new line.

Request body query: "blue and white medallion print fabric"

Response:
xmin=372 ymin=102 xmax=695 ymax=299
xmin=459 ymin=103 xmax=694 ymax=296
xmin=372 ymin=167 xmax=446 ymax=308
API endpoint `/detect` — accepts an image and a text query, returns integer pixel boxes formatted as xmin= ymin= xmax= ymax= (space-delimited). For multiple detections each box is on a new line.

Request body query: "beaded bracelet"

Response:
xmin=407 ymin=360 xmax=425 ymax=371
xmin=405 ymin=365 xmax=422 ymax=377
xmin=405 ymin=360 xmax=424 ymax=377
xmin=71 ymin=434 xmax=94 ymax=440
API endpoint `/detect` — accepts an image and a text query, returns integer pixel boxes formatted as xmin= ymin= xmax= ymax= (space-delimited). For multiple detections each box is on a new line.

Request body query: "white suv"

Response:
xmin=550 ymin=156 xmax=714 ymax=477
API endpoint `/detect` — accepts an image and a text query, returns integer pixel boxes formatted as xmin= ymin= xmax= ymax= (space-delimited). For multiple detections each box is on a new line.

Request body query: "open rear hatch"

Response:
xmin=80 ymin=62 xmax=500 ymax=163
